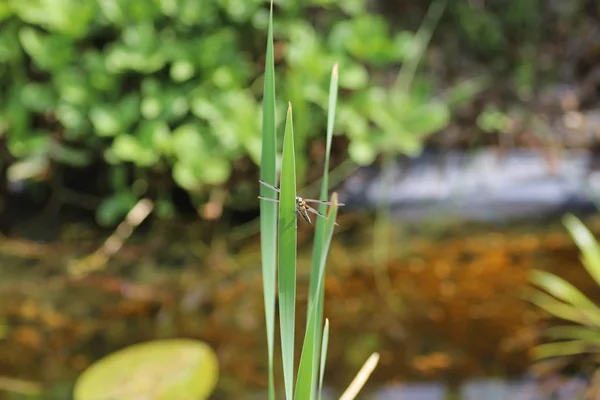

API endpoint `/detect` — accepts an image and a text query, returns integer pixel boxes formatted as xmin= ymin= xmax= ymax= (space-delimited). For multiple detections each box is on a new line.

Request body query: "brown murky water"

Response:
xmin=1 ymin=214 xmax=599 ymax=399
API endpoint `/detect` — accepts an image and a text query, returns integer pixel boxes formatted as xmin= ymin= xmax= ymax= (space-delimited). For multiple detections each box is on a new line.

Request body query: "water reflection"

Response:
xmin=369 ymin=377 xmax=588 ymax=400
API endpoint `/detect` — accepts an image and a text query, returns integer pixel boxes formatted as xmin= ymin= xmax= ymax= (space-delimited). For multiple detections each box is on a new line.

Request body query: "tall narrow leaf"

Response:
xmin=297 ymin=194 xmax=339 ymax=399
xmin=318 ymin=319 xmax=330 ymax=400
xmin=259 ymin=2 xmax=277 ymax=398
xmin=279 ymin=103 xmax=297 ymax=400
xmin=306 ymin=63 xmax=339 ymax=396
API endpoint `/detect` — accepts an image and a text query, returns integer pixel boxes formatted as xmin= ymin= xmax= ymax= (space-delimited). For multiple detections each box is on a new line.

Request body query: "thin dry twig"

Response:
xmin=68 ymin=199 xmax=153 ymax=277
xmin=339 ymin=352 xmax=380 ymax=400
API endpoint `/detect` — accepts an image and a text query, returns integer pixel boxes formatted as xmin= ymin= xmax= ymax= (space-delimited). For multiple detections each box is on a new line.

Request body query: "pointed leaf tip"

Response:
xmin=330 ymin=192 xmax=338 ymax=205
xmin=332 ymin=63 xmax=338 ymax=75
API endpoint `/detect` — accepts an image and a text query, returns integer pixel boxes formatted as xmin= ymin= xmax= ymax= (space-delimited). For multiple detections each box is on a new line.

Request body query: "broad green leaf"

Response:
xmin=18 ymin=27 xmax=73 ymax=70
xmin=73 ymin=339 xmax=218 ymax=400
xmin=20 ymin=83 xmax=56 ymax=112
xmin=90 ymin=105 xmax=122 ymax=137
xmin=198 ymin=157 xmax=231 ymax=185
xmin=349 ymin=140 xmax=376 ymax=166
xmin=112 ymin=134 xmax=158 ymax=167
xmin=173 ymin=161 xmax=201 ymax=191
xmin=339 ymin=63 xmax=368 ymax=90
xmin=400 ymin=101 xmax=450 ymax=136
xmin=50 ymin=143 xmax=92 ymax=167
xmin=171 ymin=123 xmax=207 ymax=161
xmin=170 ymin=59 xmax=196 ymax=82
xmin=8 ymin=136 xmax=49 ymax=159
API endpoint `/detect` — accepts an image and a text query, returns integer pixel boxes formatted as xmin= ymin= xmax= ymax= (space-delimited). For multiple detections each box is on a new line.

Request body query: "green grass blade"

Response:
xmin=524 ymin=289 xmax=598 ymax=326
xmin=530 ymin=270 xmax=600 ymax=327
xmin=317 ymin=319 xmax=330 ymax=400
xmin=310 ymin=64 xmax=340 ymax=292
xmin=295 ymin=290 xmax=320 ymax=400
xmin=533 ymin=340 xmax=598 ymax=359
xmin=296 ymin=195 xmax=339 ymax=400
xmin=545 ymin=325 xmax=600 ymax=342
xmin=259 ymin=2 xmax=277 ymax=399
xmin=564 ymin=214 xmax=600 ymax=287
xmin=306 ymin=63 xmax=339 ymax=396
xmin=279 ymin=103 xmax=297 ymax=400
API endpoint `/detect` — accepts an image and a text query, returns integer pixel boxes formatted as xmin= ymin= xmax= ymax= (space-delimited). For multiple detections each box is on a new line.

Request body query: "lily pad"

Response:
xmin=74 ymin=339 xmax=218 ymax=400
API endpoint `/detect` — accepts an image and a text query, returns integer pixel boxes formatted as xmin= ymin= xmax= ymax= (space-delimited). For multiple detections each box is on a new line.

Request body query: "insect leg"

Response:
xmin=259 ymin=180 xmax=281 ymax=193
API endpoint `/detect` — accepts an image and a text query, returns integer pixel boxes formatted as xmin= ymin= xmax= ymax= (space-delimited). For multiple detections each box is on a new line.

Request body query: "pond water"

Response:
xmin=1 ymin=212 xmax=600 ymax=399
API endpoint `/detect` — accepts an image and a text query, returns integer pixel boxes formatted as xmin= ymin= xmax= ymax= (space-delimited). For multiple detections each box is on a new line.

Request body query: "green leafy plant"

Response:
xmin=0 ymin=0 xmax=460 ymax=225
xmin=259 ymin=3 xmax=377 ymax=399
xmin=528 ymin=215 xmax=600 ymax=362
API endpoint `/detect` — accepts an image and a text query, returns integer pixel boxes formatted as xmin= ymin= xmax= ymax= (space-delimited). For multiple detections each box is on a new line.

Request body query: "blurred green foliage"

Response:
xmin=0 ymin=0 xmax=455 ymax=224
xmin=528 ymin=216 xmax=600 ymax=363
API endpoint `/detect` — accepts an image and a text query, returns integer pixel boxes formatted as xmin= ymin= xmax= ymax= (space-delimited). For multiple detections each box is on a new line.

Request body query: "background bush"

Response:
xmin=0 ymin=0 xmax=579 ymax=225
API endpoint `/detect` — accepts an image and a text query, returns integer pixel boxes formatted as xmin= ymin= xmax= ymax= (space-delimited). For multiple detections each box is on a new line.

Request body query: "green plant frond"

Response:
xmin=545 ymin=325 xmax=600 ymax=342
xmin=533 ymin=340 xmax=600 ymax=360
xmin=531 ymin=270 xmax=600 ymax=323
xmin=564 ymin=214 xmax=600 ymax=287
xmin=524 ymin=289 xmax=600 ymax=327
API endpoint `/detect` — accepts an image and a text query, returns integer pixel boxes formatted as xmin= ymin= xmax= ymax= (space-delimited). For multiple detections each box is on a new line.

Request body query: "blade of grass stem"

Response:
xmin=259 ymin=2 xmax=277 ymax=398
xmin=317 ymin=319 xmax=330 ymax=400
xmin=279 ymin=103 xmax=298 ymax=400
xmin=296 ymin=194 xmax=339 ymax=400
xmin=306 ymin=63 xmax=339 ymax=396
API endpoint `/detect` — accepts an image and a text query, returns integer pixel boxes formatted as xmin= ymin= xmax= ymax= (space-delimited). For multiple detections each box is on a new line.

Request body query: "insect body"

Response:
xmin=258 ymin=180 xmax=344 ymax=225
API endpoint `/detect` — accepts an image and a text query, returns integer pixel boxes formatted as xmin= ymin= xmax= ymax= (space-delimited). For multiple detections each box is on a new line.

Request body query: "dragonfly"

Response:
xmin=258 ymin=180 xmax=345 ymax=226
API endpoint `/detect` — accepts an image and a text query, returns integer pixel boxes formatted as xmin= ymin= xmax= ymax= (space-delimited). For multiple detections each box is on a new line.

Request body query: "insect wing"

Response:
xmin=258 ymin=196 xmax=280 ymax=203
xmin=259 ymin=180 xmax=281 ymax=193
xmin=305 ymin=204 xmax=340 ymax=226
xmin=302 ymin=198 xmax=346 ymax=206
